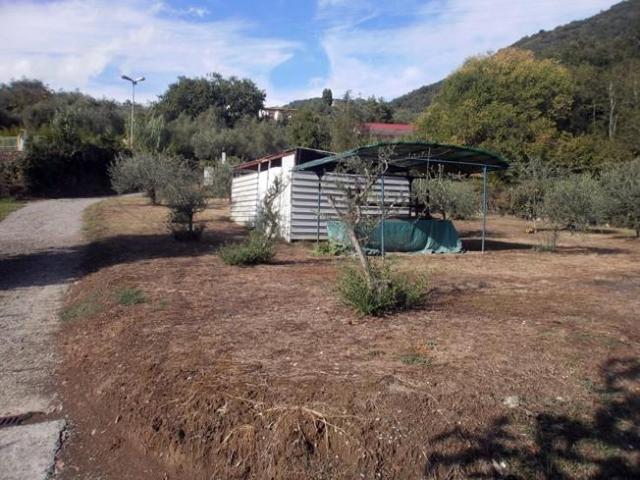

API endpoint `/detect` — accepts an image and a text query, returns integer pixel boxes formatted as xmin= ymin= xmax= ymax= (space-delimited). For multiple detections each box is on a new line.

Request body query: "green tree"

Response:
xmin=287 ymin=108 xmax=330 ymax=150
xmin=416 ymin=49 xmax=574 ymax=165
xmin=331 ymin=92 xmax=364 ymax=151
xmin=322 ymin=88 xmax=333 ymax=107
xmin=156 ymin=73 xmax=265 ymax=127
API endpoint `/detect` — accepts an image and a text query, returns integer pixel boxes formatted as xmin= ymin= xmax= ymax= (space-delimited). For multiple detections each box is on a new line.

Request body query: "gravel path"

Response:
xmin=0 ymin=198 xmax=100 ymax=480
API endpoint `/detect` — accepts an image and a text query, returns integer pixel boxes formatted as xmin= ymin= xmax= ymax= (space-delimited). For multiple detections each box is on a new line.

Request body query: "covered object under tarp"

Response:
xmin=327 ymin=218 xmax=462 ymax=254
xmin=293 ymin=141 xmax=509 ymax=253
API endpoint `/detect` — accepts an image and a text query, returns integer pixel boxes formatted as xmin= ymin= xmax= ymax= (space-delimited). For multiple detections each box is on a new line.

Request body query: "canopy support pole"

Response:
xmin=482 ymin=165 xmax=487 ymax=253
xmin=316 ymin=173 xmax=323 ymax=246
xmin=381 ymin=175 xmax=385 ymax=257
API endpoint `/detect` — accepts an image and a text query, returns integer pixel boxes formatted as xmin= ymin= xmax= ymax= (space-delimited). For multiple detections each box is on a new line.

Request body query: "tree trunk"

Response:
xmin=346 ymin=224 xmax=373 ymax=287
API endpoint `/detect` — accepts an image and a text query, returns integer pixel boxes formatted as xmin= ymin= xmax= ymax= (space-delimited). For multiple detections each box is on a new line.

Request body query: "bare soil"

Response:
xmin=57 ymin=196 xmax=639 ymax=479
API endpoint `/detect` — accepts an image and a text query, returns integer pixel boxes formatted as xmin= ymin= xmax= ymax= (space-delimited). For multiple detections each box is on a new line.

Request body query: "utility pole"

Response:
xmin=120 ymin=75 xmax=145 ymax=148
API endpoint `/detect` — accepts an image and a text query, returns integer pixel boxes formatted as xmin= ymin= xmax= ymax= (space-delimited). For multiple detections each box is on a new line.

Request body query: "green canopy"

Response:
xmin=293 ymin=141 xmax=509 ymax=175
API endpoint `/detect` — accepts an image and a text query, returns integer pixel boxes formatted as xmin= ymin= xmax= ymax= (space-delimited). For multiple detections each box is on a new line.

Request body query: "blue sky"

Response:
xmin=0 ymin=0 xmax=621 ymax=105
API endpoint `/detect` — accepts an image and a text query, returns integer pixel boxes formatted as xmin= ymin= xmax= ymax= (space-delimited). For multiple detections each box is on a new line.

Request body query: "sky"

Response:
xmin=0 ymin=0 xmax=621 ymax=106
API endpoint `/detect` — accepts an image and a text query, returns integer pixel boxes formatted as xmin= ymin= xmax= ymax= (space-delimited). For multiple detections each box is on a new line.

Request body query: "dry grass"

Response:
xmin=57 ymin=196 xmax=640 ymax=480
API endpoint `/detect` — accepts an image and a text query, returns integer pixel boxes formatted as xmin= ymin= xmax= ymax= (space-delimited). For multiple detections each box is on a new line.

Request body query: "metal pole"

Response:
xmin=482 ymin=165 xmax=487 ymax=253
xmin=130 ymin=82 xmax=135 ymax=149
xmin=316 ymin=174 xmax=322 ymax=246
xmin=381 ymin=175 xmax=385 ymax=257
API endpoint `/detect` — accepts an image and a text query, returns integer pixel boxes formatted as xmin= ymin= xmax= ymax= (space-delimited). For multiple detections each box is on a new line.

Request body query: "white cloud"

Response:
xmin=315 ymin=0 xmax=620 ymax=101
xmin=0 ymin=0 xmax=298 ymax=103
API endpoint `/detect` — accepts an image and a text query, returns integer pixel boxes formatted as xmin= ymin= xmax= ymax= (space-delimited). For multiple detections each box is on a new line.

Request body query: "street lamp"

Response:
xmin=121 ymin=75 xmax=145 ymax=148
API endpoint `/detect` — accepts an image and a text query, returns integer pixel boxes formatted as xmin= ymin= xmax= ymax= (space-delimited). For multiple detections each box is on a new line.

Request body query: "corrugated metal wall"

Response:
xmin=289 ymin=172 xmax=411 ymax=241
xmin=231 ymin=168 xmax=412 ymax=241
xmin=230 ymin=172 xmax=259 ymax=226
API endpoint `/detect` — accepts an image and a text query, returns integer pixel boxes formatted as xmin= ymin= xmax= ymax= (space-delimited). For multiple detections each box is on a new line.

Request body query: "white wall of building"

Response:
xmin=230 ymin=153 xmax=411 ymax=242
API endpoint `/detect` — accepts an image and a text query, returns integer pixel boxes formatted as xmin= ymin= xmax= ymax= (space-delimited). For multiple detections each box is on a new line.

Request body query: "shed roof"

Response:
xmin=293 ymin=141 xmax=509 ymax=175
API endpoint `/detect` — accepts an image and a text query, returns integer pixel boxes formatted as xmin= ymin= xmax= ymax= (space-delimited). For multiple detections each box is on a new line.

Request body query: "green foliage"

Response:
xmin=163 ymin=167 xmax=208 ymax=241
xmin=413 ymin=172 xmax=479 ymax=220
xmin=330 ymin=92 xmax=365 ymax=151
xmin=543 ymin=174 xmax=603 ymax=231
xmin=337 ymin=262 xmax=427 ymax=316
xmin=109 ymin=153 xmax=182 ymax=204
xmin=322 ymin=88 xmax=333 ymax=107
xmin=203 ymin=158 xmax=238 ymax=199
xmin=0 ymin=79 xmax=51 ymax=128
xmin=312 ymin=241 xmax=349 ymax=257
xmin=417 ymin=49 xmax=574 ymax=165
xmin=400 ymin=354 xmax=431 ymax=366
xmin=219 ymin=176 xmax=285 ymax=265
xmin=389 ymin=80 xmax=443 ymax=122
xmin=287 ymin=108 xmax=331 ymax=150
xmin=115 ymin=287 xmax=147 ymax=306
xmin=60 ymin=290 xmax=103 ymax=322
xmin=156 ymin=73 xmax=265 ymax=127
xmin=599 ymin=159 xmax=640 ymax=237
xmin=218 ymin=230 xmax=276 ymax=265
xmin=509 ymin=157 xmax=558 ymax=228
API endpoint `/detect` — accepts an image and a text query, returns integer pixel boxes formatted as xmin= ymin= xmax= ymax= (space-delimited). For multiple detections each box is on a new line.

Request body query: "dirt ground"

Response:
xmin=56 ymin=196 xmax=639 ymax=480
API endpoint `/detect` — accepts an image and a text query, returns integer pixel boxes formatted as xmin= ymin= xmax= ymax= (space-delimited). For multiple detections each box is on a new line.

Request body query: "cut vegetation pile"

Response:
xmin=57 ymin=196 xmax=640 ymax=480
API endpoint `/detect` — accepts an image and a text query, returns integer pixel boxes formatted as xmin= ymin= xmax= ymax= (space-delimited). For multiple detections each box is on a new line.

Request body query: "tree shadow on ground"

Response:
xmin=0 ymin=227 xmax=247 ymax=290
xmin=424 ymin=357 xmax=640 ymax=479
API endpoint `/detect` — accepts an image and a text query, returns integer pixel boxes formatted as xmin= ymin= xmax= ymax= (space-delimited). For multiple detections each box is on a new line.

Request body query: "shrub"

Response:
xmin=599 ymin=159 xmax=640 ymax=237
xmin=219 ymin=176 xmax=285 ymax=265
xmin=337 ymin=262 xmax=427 ymax=316
xmin=219 ymin=230 xmax=276 ymax=265
xmin=312 ymin=241 xmax=349 ymax=256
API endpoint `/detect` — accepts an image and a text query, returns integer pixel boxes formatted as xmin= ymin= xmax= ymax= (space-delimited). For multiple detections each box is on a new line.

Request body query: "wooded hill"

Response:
xmin=390 ymin=0 xmax=640 ymax=120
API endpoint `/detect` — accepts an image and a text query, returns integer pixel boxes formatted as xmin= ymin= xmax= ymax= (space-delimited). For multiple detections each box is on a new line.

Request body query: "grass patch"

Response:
xmin=219 ymin=231 xmax=275 ymax=266
xmin=312 ymin=241 xmax=349 ymax=256
xmin=400 ymin=354 xmax=431 ymax=366
xmin=0 ymin=197 xmax=25 ymax=221
xmin=337 ymin=262 xmax=428 ymax=316
xmin=60 ymin=291 xmax=104 ymax=322
xmin=115 ymin=287 xmax=147 ymax=306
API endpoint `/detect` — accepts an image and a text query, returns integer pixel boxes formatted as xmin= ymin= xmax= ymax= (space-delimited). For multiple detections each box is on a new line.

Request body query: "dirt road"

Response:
xmin=0 ymin=198 xmax=99 ymax=480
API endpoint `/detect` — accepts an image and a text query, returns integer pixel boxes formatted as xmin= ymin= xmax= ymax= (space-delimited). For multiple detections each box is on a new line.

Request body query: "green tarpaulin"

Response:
xmin=327 ymin=218 xmax=462 ymax=254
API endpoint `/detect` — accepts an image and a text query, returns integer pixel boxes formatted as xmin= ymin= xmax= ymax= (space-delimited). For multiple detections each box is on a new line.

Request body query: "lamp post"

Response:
xmin=121 ymin=75 xmax=145 ymax=148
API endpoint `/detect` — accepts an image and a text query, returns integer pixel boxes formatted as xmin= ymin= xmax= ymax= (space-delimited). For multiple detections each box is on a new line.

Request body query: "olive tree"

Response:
xmin=599 ymin=159 xmax=640 ymax=237
xmin=109 ymin=153 xmax=182 ymax=204
xmin=413 ymin=170 xmax=479 ymax=220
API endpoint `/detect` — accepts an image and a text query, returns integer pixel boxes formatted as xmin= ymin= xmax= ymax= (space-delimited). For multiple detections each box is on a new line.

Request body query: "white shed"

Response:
xmin=230 ymin=147 xmax=411 ymax=242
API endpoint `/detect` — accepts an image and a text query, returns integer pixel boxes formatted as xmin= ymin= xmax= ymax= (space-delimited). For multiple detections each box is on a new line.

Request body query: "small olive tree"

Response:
xmin=163 ymin=165 xmax=207 ymax=240
xmin=413 ymin=169 xmax=479 ymax=220
xmin=109 ymin=153 xmax=181 ymax=204
xmin=599 ymin=159 xmax=640 ymax=237
xmin=510 ymin=157 xmax=558 ymax=232
xmin=326 ymin=148 xmax=426 ymax=315
xmin=544 ymin=174 xmax=603 ymax=230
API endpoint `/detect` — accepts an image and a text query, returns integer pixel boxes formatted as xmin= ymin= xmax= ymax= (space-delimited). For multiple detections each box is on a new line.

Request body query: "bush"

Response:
xmin=337 ymin=262 xmax=427 ymax=316
xmin=312 ymin=241 xmax=349 ymax=256
xmin=218 ymin=231 xmax=276 ymax=265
